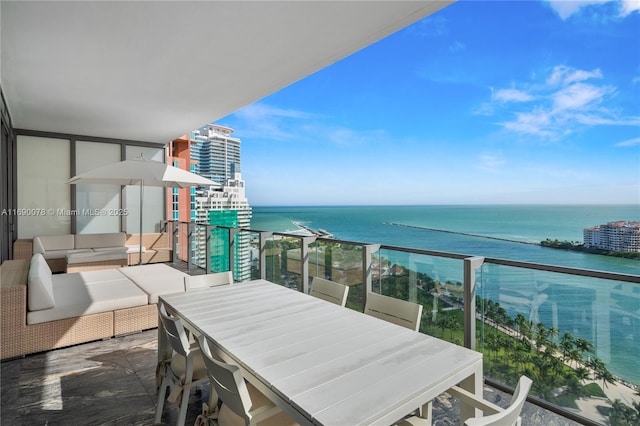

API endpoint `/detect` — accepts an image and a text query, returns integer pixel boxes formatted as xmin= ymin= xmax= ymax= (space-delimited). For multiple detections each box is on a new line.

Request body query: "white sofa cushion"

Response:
xmin=26 ymin=269 xmax=149 ymax=324
xmin=75 ymin=232 xmax=126 ymax=250
xmin=118 ymin=264 xmax=188 ymax=303
xmin=33 ymin=234 xmax=75 ymax=254
xmin=28 ymin=254 xmax=56 ymax=311
xmin=66 ymin=251 xmax=128 ymax=265
xmin=40 ymin=248 xmax=92 ymax=260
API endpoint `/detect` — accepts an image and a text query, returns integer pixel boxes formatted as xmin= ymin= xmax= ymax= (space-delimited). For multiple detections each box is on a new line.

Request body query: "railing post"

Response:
xmin=171 ymin=220 xmax=179 ymax=263
xmin=362 ymin=244 xmax=381 ymax=304
xmin=464 ymin=256 xmax=484 ymax=350
xmin=300 ymin=236 xmax=317 ymax=294
xmin=228 ymin=228 xmax=240 ymax=277
xmin=259 ymin=231 xmax=273 ymax=280
xmin=205 ymin=224 xmax=213 ymax=274
xmin=187 ymin=222 xmax=194 ymax=274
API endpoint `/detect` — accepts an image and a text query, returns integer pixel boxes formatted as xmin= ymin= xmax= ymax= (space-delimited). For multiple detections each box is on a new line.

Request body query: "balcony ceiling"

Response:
xmin=1 ymin=1 xmax=451 ymax=144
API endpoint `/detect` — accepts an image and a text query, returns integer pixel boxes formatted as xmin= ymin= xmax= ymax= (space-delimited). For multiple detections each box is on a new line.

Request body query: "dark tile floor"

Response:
xmin=1 ymin=329 xmax=582 ymax=426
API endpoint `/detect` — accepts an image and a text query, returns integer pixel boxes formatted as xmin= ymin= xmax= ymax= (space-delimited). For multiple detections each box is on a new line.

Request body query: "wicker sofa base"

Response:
xmin=0 ymin=260 xmax=158 ymax=360
xmin=114 ymin=304 xmax=158 ymax=336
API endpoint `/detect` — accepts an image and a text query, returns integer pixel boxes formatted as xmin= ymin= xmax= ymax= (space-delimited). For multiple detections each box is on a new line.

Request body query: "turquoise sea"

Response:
xmin=251 ymin=205 xmax=640 ymax=383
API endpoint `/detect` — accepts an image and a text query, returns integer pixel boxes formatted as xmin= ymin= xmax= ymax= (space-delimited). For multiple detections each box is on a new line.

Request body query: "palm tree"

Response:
xmin=609 ymin=399 xmax=639 ymax=425
xmin=568 ymin=348 xmax=582 ymax=369
xmin=574 ymin=366 xmax=590 ymax=384
xmin=588 ymin=357 xmax=616 ymax=389
xmin=575 ymin=337 xmax=595 ymax=361
xmin=560 ymin=332 xmax=574 ymax=363
xmin=514 ymin=313 xmax=528 ymax=340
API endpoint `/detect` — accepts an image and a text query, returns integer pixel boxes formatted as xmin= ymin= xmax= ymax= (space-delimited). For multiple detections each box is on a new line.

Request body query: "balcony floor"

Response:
xmin=0 ymin=328 xmax=582 ymax=426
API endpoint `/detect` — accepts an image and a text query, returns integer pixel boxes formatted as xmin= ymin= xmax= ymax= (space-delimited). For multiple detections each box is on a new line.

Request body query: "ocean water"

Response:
xmin=251 ymin=205 xmax=640 ymax=383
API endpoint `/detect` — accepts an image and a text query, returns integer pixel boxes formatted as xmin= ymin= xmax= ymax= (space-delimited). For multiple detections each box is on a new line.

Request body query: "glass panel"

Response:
xmin=477 ymin=263 xmax=639 ymax=423
xmin=125 ymin=146 xmax=164 ymax=233
xmin=16 ymin=136 xmax=70 ymax=238
xmin=75 ymin=141 xmax=120 ymax=233
xmin=236 ymin=229 xmax=252 ymax=281
xmin=264 ymin=234 xmax=301 ymax=290
xmin=309 ymin=240 xmax=365 ymax=311
xmin=376 ymin=248 xmax=465 ymax=337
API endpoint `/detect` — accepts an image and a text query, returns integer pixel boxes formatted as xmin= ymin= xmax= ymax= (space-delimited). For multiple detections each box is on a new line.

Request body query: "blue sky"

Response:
xmin=217 ymin=0 xmax=640 ymax=206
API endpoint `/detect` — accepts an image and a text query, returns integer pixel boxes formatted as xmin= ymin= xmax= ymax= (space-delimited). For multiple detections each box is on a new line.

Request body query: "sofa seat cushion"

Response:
xmin=66 ymin=251 xmax=128 ymax=265
xmin=75 ymin=232 xmax=126 ymax=250
xmin=26 ymin=269 xmax=148 ymax=325
xmin=118 ymin=264 xmax=188 ymax=303
xmin=41 ymin=248 xmax=92 ymax=260
xmin=93 ymin=246 xmax=129 ymax=254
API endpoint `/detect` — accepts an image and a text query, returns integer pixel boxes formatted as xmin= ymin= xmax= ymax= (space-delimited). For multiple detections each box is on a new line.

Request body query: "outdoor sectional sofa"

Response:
xmin=12 ymin=232 xmax=172 ymax=273
xmin=0 ymin=254 xmax=188 ymax=360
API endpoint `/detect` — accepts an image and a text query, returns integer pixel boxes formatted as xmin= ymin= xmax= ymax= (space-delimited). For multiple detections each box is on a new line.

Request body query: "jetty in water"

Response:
xmin=293 ymin=221 xmax=334 ymax=238
xmin=384 ymin=222 xmax=539 ymax=246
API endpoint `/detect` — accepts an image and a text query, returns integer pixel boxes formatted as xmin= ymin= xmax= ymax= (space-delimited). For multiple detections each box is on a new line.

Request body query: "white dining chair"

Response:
xmin=310 ymin=277 xmax=349 ymax=307
xmin=397 ymin=376 xmax=533 ymax=426
xmin=196 ymin=334 xmax=299 ymax=426
xmin=155 ymin=302 xmax=210 ymax=426
xmin=364 ymin=292 xmax=423 ymax=331
xmin=184 ymin=271 xmax=234 ymax=290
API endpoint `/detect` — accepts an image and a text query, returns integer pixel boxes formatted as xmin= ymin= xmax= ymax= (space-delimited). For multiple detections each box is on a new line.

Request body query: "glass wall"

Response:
xmin=17 ymin=136 xmax=70 ymax=238
xmin=14 ymin=134 xmax=167 ymax=239
xmin=75 ymin=141 xmax=120 ymax=233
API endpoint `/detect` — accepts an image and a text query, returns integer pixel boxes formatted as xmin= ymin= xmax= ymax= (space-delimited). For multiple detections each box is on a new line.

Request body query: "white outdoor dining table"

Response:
xmin=158 ymin=279 xmax=483 ymax=426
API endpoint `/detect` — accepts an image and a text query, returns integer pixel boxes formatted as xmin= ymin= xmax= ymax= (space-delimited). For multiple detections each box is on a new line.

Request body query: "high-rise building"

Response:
xmin=191 ymin=124 xmax=241 ymax=183
xmin=190 ymin=125 xmax=252 ymax=281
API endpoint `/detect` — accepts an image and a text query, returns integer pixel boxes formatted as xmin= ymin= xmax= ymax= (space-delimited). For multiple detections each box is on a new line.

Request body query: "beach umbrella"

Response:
xmin=68 ymin=158 xmax=218 ymax=263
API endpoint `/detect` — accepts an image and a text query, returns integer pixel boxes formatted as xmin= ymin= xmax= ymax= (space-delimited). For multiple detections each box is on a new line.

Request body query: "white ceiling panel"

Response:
xmin=1 ymin=1 xmax=451 ymax=144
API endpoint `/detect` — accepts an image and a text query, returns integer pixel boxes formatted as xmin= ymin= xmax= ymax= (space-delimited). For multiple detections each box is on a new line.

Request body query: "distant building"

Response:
xmin=583 ymin=221 xmax=640 ymax=252
xmin=191 ymin=125 xmax=252 ymax=281
xmin=193 ymin=176 xmax=252 ymax=281
xmin=191 ymin=124 xmax=241 ymax=183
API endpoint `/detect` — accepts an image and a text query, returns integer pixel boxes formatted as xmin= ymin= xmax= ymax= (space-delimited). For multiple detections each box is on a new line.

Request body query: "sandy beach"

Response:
xmin=572 ymin=379 xmax=639 ymax=423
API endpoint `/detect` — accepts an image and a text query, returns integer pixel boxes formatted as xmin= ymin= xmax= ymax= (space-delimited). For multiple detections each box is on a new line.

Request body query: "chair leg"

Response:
xmin=177 ymin=382 xmax=191 ymax=426
xmin=155 ymin=375 xmax=170 ymax=424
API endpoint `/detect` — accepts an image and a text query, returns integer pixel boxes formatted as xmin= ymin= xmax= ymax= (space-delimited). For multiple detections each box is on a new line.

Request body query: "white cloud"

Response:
xmin=449 ymin=41 xmax=467 ymax=53
xmin=492 ymin=88 xmax=535 ymax=103
xmin=487 ymin=65 xmax=637 ymax=139
xmin=615 ymin=137 xmax=640 ymax=147
xmin=619 ymin=0 xmax=640 ymax=16
xmin=551 ymin=82 xmax=613 ymax=111
xmin=546 ymin=65 xmax=603 ymax=86
xmin=477 ymin=153 xmax=506 ymax=172
xmin=229 ymin=103 xmax=313 ymax=141
xmin=544 ymin=0 xmax=640 ymax=19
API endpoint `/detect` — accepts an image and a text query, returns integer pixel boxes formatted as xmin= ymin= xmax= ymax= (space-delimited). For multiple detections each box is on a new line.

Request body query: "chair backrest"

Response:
xmin=197 ymin=334 xmax=254 ymax=424
xmin=310 ymin=277 xmax=349 ymax=307
xmin=158 ymin=302 xmax=192 ymax=357
xmin=465 ymin=376 xmax=533 ymax=426
xmin=364 ymin=292 xmax=423 ymax=331
xmin=184 ymin=271 xmax=234 ymax=290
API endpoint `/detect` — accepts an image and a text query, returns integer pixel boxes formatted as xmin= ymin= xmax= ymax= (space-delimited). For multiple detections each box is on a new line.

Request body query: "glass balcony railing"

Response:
xmin=164 ymin=220 xmax=640 ymax=426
